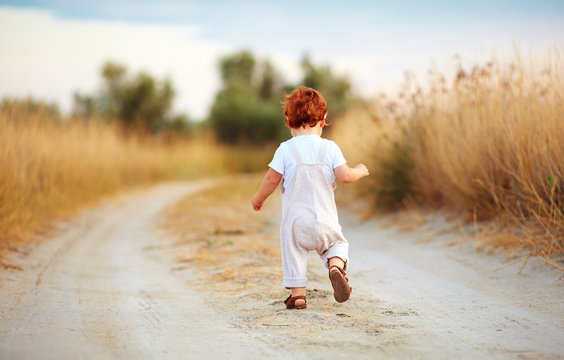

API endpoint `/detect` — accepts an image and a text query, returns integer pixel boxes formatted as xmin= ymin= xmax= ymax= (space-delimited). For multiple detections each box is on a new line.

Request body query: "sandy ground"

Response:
xmin=1 ymin=180 xmax=563 ymax=359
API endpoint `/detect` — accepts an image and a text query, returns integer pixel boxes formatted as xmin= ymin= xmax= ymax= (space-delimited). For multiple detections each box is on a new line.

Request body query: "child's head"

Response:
xmin=283 ymin=86 xmax=327 ymax=129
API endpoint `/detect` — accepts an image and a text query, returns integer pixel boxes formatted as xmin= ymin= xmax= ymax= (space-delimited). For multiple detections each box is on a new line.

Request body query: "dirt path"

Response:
xmin=345 ymin=214 xmax=564 ymax=358
xmin=0 ymin=181 xmax=279 ymax=359
xmin=1 ymin=181 xmax=563 ymax=359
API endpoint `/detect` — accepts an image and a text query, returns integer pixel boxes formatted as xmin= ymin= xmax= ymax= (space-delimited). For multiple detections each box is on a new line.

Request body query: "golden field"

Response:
xmin=0 ymin=106 xmax=271 ymax=254
xmin=334 ymin=51 xmax=563 ymax=260
xmin=2 ymin=50 xmax=562 ymax=265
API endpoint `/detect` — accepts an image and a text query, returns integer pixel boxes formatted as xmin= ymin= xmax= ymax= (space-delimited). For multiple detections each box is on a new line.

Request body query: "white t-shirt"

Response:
xmin=268 ymin=135 xmax=347 ymax=192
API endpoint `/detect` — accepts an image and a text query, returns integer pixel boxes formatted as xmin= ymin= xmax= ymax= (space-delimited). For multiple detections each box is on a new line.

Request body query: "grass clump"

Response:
xmin=334 ymin=49 xmax=564 ymax=260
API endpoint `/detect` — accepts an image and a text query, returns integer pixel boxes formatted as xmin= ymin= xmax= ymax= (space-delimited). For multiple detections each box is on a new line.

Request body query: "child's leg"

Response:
xmin=280 ymin=219 xmax=313 ymax=307
xmin=328 ymin=256 xmax=345 ymax=271
xmin=321 ymin=241 xmax=349 ymax=270
xmin=323 ymin=243 xmax=352 ymax=303
xmin=281 ymin=239 xmax=308 ymax=308
xmin=280 ymin=235 xmax=309 ymax=289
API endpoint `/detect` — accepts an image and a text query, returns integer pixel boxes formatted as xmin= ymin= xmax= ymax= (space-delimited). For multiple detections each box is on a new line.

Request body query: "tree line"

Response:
xmin=5 ymin=50 xmax=353 ymax=144
xmin=208 ymin=51 xmax=352 ymax=143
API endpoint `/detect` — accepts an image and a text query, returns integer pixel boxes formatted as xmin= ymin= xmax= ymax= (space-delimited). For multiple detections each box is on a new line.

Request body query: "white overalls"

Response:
xmin=280 ymin=139 xmax=349 ymax=288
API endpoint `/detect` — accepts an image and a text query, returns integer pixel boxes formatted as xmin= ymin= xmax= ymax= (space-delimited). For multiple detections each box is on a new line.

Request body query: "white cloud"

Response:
xmin=0 ymin=5 xmax=562 ymax=120
xmin=0 ymin=6 xmax=228 ymax=119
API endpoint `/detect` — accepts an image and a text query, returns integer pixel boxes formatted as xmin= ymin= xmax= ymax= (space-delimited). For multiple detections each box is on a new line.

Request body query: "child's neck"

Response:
xmin=290 ymin=124 xmax=323 ymax=137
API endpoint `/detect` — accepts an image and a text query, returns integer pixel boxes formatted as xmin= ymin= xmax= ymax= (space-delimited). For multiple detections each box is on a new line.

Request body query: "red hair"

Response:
xmin=282 ymin=86 xmax=327 ymax=129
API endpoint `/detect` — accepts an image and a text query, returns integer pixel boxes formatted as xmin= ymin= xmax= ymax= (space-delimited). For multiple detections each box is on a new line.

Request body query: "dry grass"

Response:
xmin=334 ymin=49 xmax=564 ymax=260
xmin=0 ymin=107 xmax=271 ymax=255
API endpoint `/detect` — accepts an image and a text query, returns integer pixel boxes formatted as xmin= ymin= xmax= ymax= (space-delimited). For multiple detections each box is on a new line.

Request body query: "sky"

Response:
xmin=1 ymin=1 xmax=563 ymax=120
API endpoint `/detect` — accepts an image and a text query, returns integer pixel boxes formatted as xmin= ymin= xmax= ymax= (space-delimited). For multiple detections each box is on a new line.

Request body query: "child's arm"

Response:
xmin=334 ymin=163 xmax=369 ymax=183
xmin=252 ymin=168 xmax=283 ymax=211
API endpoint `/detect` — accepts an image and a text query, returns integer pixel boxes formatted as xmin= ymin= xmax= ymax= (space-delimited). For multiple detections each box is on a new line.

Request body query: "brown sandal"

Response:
xmin=284 ymin=295 xmax=307 ymax=309
xmin=329 ymin=265 xmax=352 ymax=303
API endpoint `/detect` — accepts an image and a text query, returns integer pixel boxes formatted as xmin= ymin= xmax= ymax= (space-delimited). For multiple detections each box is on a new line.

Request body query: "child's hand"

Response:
xmin=251 ymin=194 xmax=264 ymax=211
xmin=354 ymin=163 xmax=369 ymax=178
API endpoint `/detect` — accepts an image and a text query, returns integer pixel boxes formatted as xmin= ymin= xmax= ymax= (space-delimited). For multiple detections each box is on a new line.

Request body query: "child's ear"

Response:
xmin=322 ymin=114 xmax=328 ymax=127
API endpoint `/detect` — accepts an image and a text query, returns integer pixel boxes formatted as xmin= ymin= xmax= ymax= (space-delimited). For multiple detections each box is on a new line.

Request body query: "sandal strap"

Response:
xmin=329 ymin=265 xmax=346 ymax=275
xmin=284 ymin=295 xmax=306 ymax=303
xmin=329 ymin=265 xmax=350 ymax=284
xmin=284 ymin=295 xmax=307 ymax=308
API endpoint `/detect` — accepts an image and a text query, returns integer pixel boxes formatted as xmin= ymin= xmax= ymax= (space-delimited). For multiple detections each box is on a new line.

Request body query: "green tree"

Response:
xmin=300 ymin=55 xmax=352 ymax=122
xmin=209 ymin=51 xmax=286 ymax=144
xmin=219 ymin=50 xmax=255 ymax=85
xmin=73 ymin=61 xmax=184 ymax=133
xmin=258 ymin=60 xmax=280 ymax=101
xmin=208 ymin=51 xmax=354 ymax=144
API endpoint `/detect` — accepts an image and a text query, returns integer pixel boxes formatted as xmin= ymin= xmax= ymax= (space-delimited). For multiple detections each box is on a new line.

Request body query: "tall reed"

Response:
xmin=334 ymin=50 xmax=564 ymax=257
xmin=0 ymin=106 xmax=269 ymax=252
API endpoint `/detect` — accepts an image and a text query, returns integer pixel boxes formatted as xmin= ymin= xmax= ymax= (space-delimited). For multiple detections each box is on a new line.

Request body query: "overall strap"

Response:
xmin=287 ymin=141 xmax=303 ymax=164
xmin=317 ymin=139 xmax=328 ymax=164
